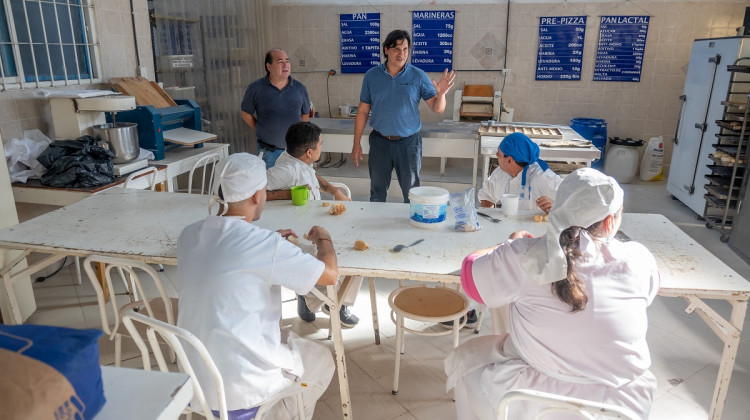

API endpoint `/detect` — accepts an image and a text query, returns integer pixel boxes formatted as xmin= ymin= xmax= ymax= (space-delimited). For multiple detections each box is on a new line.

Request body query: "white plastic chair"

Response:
xmin=122 ymin=311 xmax=306 ymax=420
xmin=83 ymin=255 xmax=177 ymax=367
xmin=497 ymin=389 xmax=640 ymax=420
xmin=387 ymin=284 xmax=469 ymax=395
xmin=123 ymin=166 xmax=159 ymax=190
xmin=327 ymin=181 xmax=351 ymax=199
xmin=185 ymin=152 xmax=220 ymax=195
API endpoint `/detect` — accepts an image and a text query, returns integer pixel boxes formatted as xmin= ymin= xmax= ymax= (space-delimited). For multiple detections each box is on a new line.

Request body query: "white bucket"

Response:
xmin=603 ymin=138 xmax=643 ymax=184
xmin=408 ymin=186 xmax=450 ymax=229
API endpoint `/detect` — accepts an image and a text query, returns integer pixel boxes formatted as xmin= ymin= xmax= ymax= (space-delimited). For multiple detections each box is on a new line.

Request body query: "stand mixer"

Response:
xmin=48 ymin=95 xmax=145 ymax=175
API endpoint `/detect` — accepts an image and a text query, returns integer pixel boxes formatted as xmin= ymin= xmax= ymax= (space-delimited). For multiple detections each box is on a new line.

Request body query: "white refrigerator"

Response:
xmin=667 ymin=36 xmax=750 ymax=215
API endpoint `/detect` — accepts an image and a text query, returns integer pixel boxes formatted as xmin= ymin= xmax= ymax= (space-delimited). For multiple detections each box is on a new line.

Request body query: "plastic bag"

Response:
xmin=449 ymin=188 xmax=481 ymax=232
xmin=0 ymin=324 xmax=105 ymax=420
xmin=37 ymin=135 xmax=115 ymax=188
xmin=3 ymin=129 xmax=52 ymax=183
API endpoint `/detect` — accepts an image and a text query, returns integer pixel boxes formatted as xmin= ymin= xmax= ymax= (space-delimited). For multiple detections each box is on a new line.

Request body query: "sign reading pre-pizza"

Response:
xmin=535 ymin=16 xmax=587 ymax=81
xmin=340 ymin=13 xmax=381 ymax=74
xmin=411 ymin=10 xmax=454 ymax=72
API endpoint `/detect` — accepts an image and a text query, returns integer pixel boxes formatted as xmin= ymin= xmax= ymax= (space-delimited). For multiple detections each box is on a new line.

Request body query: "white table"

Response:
xmin=0 ymin=191 xmax=747 ymax=420
xmin=96 ymin=366 xmax=192 ymax=419
xmin=480 ymin=123 xmax=601 ymax=181
xmin=312 ymin=118 xmax=480 ymax=192
xmin=11 ymin=143 xmax=229 ymax=206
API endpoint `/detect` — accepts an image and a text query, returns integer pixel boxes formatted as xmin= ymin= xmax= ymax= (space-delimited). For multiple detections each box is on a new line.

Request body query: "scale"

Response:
xmin=48 ymin=95 xmax=148 ymax=176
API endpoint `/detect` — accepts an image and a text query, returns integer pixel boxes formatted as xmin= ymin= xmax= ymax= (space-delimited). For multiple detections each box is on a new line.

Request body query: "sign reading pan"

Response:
xmin=535 ymin=16 xmax=587 ymax=81
xmin=411 ymin=10 xmax=455 ymax=72
xmin=594 ymin=15 xmax=650 ymax=82
xmin=340 ymin=13 xmax=381 ymax=74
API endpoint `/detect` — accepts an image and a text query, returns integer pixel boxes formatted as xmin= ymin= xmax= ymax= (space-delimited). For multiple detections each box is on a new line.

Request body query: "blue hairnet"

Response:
xmin=499 ymin=132 xmax=550 ymax=186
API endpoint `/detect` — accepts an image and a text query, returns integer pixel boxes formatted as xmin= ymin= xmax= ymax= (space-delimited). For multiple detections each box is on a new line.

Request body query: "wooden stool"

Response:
xmin=387 ymin=285 xmax=469 ymax=395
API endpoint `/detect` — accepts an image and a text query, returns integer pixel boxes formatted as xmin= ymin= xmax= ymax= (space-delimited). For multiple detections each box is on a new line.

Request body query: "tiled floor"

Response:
xmin=21 ymin=179 xmax=750 ymax=420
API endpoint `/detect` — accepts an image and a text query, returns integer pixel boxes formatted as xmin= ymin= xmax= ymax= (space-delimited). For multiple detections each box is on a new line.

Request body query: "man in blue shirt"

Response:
xmin=241 ymin=48 xmax=310 ymax=168
xmin=351 ymin=30 xmax=455 ymax=202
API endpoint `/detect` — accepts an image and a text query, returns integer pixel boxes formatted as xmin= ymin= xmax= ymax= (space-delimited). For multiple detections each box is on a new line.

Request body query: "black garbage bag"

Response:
xmin=37 ymin=136 xmax=115 ymax=188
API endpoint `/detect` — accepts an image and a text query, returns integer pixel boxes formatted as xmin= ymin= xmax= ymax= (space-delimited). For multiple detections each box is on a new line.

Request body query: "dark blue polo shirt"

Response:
xmin=360 ymin=62 xmax=437 ymax=137
xmin=241 ymin=76 xmax=310 ymax=149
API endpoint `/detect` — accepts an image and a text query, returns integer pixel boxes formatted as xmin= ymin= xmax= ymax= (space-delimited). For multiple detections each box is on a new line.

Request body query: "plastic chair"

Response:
xmin=122 ymin=311 xmax=306 ymax=420
xmin=387 ymin=284 xmax=469 ymax=395
xmin=184 ymin=152 xmax=220 ymax=195
xmin=83 ymin=255 xmax=177 ymax=367
xmin=327 ymin=182 xmax=351 ymax=199
xmin=497 ymin=389 xmax=640 ymax=420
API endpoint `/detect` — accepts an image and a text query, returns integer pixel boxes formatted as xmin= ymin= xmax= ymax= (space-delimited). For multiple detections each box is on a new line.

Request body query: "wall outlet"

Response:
xmin=299 ymin=59 xmax=305 ymax=67
xmin=501 ymin=68 xmax=511 ymax=75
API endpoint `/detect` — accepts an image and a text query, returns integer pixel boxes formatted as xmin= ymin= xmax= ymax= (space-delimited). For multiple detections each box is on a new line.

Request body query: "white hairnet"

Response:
xmin=212 ymin=153 xmax=267 ymax=203
xmin=520 ymin=168 xmax=624 ymax=285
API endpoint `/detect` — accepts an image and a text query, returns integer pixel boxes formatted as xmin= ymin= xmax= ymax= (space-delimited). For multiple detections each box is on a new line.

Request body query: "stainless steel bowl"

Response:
xmin=92 ymin=123 xmax=139 ymax=164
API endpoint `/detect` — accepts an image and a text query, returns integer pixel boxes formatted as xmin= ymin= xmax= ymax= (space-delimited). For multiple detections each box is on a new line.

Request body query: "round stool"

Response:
xmin=387 ymin=285 xmax=469 ymax=395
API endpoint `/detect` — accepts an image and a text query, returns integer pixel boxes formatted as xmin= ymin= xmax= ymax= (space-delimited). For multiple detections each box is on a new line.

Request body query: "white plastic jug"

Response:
xmin=639 ymin=136 xmax=664 ymax=181
xmin=603 ymin=138 xmax=644 ymax=184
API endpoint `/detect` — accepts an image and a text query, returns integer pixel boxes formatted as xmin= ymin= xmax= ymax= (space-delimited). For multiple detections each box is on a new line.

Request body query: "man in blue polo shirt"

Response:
xmin=351 ymin=30 xmax=456 ymax=202
xmin=241 ymin=48 xmax=310 ymax=168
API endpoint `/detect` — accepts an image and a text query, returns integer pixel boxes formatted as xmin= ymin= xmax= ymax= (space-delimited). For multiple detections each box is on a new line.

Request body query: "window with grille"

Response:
xmin=0 ymin=0 xmax=99 ymax=89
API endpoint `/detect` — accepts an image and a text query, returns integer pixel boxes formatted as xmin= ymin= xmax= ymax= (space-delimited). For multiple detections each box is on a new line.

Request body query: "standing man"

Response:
xmin=242 ymin=48 xmax=310 ymax=168
xmin=351 ymin=30 xmax=456 ymax=202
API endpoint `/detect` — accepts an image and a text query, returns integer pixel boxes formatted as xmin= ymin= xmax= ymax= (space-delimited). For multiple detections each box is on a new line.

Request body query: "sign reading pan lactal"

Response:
xmin=411 ymin=10 xmax=455 ymax=72
xmin=594 ymin=15 xmax=649 ymax=82
xmin=340 ymin=13 xmax=381 ymax=74
xmin=535 ymin=16 xmax=587 ymax=81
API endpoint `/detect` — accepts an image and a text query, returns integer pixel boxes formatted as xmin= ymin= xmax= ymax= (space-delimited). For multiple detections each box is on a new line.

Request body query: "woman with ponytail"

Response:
xmin=445 ymin=168 xmax=659 ymax=419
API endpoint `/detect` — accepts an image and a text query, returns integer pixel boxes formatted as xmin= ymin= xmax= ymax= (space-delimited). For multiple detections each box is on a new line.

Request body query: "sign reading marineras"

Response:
xmin=411 ymin=10 xmax=455 ymax=72
xmin=340 ymin=13 xmax=381 ymax=74
xmin=594 ymin=15 xmax=649 ymax=82
xmin=535 ymin=16 xmax=587 ymax=81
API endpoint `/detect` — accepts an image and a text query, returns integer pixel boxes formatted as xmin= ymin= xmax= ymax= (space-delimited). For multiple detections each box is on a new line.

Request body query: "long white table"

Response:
xmin=97 ymin=366 xmax=192 ymax=419
xmin=0 ymin=190 xmax=747 ymax=419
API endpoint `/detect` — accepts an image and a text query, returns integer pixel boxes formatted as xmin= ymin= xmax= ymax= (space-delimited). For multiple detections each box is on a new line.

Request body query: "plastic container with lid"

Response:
xmin=603 ymin=137 xmax=644 ymax=184
xmin=408 ymin=186 xmax=450 ymax=229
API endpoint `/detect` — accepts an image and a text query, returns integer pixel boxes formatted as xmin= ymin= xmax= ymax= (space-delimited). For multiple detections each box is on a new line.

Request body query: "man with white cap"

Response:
xmin=478 ymin=132 xmax=563 ymax=214
xmin=177 ymin=153 xmax=336 ymax=419
xmin=445 ymin=168 xmax=659 ymax=420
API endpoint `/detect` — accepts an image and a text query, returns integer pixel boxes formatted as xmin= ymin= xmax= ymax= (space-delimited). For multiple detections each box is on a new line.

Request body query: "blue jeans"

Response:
xmin=368 ymin=131 xmax=421 ymax=202
xmin=257 ymin=143 xmax=283 ymax=169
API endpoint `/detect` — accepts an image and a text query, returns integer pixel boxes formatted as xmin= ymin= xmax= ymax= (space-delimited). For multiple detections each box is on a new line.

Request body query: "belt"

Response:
xmin=372 ymin=129 xmax=409 ymax=141
xmin=257 ymin=139 xmax=282 ymax=151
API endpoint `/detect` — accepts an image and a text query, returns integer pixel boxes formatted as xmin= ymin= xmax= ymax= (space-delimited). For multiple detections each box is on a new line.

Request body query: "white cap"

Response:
xmin=521 ymin=168 xmax=624 ymax=285
xmin=212 ymin=153 xmax=267 ymax=203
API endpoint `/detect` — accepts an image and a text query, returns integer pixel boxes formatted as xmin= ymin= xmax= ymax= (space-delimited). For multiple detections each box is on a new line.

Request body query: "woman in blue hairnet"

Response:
xmin=478 ymin=132 xmax=562 ymax=213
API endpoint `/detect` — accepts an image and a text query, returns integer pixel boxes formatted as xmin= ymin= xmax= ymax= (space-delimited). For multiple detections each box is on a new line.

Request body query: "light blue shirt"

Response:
xmin=360 ymin=62 xmax=437 ymax=137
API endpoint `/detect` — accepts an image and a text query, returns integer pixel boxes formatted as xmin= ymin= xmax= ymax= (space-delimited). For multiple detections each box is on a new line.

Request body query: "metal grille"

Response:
xmin=0 ymin=0 xmax=99 ymax=90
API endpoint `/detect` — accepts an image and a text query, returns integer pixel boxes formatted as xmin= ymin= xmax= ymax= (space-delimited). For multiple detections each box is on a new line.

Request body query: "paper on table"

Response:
xmin=34 ymin=89 xmax=122 ymax=98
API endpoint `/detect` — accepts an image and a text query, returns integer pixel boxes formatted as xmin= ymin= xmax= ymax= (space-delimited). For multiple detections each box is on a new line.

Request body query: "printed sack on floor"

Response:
xmin=0 ymin=324 xmax=105 ymax=420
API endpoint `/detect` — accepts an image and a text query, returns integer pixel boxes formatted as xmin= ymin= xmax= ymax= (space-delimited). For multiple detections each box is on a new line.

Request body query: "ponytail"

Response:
xmin=551 ymin=220 xmax=607 ymax=313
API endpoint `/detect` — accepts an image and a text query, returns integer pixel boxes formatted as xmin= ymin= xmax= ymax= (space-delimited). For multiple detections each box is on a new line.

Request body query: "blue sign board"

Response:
xmin=340 ymin=13 xmax=381 ymax=74
xmin=594 ymin=15 xmax=649 ymax=82
xmin=411 ymin=10 xmax=454 ymax=72
xmin=535 ymin=16 xmax=587 ymax=81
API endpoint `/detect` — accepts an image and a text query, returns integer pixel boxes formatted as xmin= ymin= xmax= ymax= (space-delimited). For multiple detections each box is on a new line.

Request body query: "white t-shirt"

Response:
xmin=266 ymin=151 xmax=321 ymax=199
xmin=177 ymin=215 xmax=324 ymax=411
xmin=465 ymin=234 xmax=659 ymax=418
xmin=477 ymin=162 xmax=562 ymax=206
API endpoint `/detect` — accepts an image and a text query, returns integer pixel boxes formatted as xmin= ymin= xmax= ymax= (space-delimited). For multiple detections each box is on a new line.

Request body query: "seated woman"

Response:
xmin=445 ymin=168 xmax=659 ymax=419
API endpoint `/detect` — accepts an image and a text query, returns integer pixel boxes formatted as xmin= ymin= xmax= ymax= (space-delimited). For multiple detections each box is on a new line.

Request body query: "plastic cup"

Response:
xmin=291 ymin=185 xmax=309 ymax=206
xmin=500 ymin=193 xmax=519 ymax=216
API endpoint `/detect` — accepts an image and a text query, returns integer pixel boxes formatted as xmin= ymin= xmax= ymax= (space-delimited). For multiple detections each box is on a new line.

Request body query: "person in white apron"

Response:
xmin=178 ymin=153 xmax=337 ymax=419
xmin=445 ymin=168 xmax=659 ymax=419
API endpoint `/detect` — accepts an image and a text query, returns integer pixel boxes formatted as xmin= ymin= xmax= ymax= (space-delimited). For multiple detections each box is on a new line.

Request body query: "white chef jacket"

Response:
xmin=266 ymin=151 xmax=321 ymax=200
xmin=446 ymin=234 xmax=659 ymax=419
xmin=478 ymin=162 xmax=562 ymax=206
xmin=177 ymin=215 xmax=325 ymax=411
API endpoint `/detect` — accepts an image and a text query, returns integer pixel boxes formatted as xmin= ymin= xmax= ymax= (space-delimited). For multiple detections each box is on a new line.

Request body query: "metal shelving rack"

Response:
xmin=704 ymin=58 xmax=750 ymax=242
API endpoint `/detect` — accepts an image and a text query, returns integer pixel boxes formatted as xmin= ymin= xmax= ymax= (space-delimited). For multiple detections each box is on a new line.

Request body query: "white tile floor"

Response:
xmin=20 ymin=179 xmax=750 ymax=420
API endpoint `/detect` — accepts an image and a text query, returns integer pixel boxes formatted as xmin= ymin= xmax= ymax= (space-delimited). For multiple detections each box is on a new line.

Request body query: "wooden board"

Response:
xmin=109 ymin=77 xmax=177 ymax=108
xmin=163 ymin=127 xmax=217 ymax=146
xmin=463 ymin=84 xmax=493 ymax=97
xmin=478 ymin=124 xmax=563 ymax=139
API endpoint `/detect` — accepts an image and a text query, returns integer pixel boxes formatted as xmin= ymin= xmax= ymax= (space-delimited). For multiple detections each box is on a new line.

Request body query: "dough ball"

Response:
xmin=354 ymin=240 xmax=369 ymax=251
xmin=322 ymin=202 xmax=330 ymax=207
xmin=286 ymin=235 xmax=299 ymax=245
xmin=329 ymin=203 xmax=347 ymax=215
xmin=303 ymin=233 xmax=310 ymax=240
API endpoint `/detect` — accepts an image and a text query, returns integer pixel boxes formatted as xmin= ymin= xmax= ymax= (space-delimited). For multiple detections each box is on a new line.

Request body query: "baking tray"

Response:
xmin=707 ymin=164 xmax=744 ymax=177
xmin=478 ymin=125 xmax=563 ymax=139
xmin=716 ymin=119 xmax=750 ymax=132
xmin=708 ymin=154 xmax=746 ymax=167
xmin=704 ymin=184 xmax=741 ymax=200
xmin=714 ymin=133 xmax=744 ymax=145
